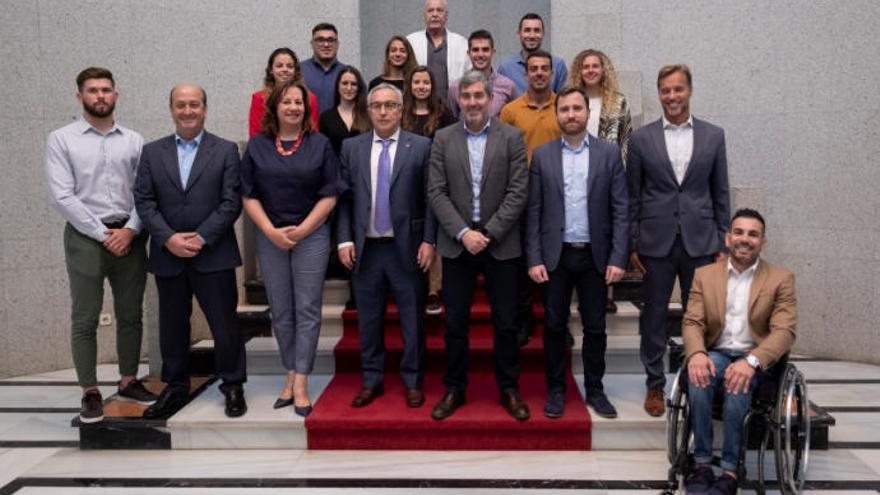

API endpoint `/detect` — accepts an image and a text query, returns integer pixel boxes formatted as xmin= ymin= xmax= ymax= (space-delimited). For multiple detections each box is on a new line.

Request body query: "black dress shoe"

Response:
xmin=405 ymin=388 xmax=425 ymax=408
xmin=499 ymin=390 xmax=530 ymax=421
xmin=273 ymin=397 xmax=294 ymax=409
xmin=294 ymin=404 xmax=313 ymax=417
xmin=351 ymin=383 xmax=384 ymax=407
xmin=142 ymin=387 xmax=188 ymax=419
xmin=224 ymin=387 xmax=247 ymax=418
xmin=430 ymin=391 xmax=465 ymax=420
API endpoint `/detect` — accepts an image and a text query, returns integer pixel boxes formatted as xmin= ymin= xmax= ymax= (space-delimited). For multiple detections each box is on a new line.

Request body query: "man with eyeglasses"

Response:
xmin=337 ymin=83 xmax=437 ymax=409
xmin=407 ymin=0 xmax=471 ymax=108
xmin=301 ymin=22 xmax=346 ymax=114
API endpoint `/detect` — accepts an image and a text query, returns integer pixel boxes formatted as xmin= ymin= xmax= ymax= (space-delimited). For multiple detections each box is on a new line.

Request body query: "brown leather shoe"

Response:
xmin=405 ymin=388 xmax=425 ymax=408
xmin=499 ymin=390 xmax=530 ymax=421
xmin=431 ymin=391 xmax=465 ymax=420
xmin=644 ymin=386 xmax=666 ymax=417
xmin=351 ymin=383 xmax=384 ymax=407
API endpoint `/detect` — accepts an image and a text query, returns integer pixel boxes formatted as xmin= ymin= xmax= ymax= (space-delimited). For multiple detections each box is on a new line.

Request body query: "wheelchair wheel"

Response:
xmin=774 ymin=364 xmax=810 ymax=495
xmin=666 ymin=371 xmax=691 ymax=466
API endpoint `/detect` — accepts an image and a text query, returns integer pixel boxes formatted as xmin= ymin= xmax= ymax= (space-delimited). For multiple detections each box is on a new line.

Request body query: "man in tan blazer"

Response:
xmin=681 ymin=208 xmax=796 ymax=495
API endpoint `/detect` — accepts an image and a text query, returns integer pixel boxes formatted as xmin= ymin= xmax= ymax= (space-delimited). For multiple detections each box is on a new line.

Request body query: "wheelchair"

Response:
xmin=664 ymin=354 xmax=810 ymax=495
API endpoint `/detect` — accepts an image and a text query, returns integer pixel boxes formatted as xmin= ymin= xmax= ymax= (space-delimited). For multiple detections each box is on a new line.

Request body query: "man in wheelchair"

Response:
xmin=681 ymin=208 xmax=797 ymax=495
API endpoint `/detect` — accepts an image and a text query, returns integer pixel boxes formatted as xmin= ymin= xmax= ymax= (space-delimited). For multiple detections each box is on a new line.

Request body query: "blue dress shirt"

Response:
xmin=562 ymin=135 xmax=591 ymax=243
xmin=497 ymin=52 xmax=569 ymax=95
xmin=456 ymin=120 xmax=491 ymax=240
xmin=175 ymin=130 xmax=203 ymax=188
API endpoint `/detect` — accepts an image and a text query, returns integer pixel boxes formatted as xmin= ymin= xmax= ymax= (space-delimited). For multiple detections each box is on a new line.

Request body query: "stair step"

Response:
xmin=167 ymin=375 xmax=334 ymax=449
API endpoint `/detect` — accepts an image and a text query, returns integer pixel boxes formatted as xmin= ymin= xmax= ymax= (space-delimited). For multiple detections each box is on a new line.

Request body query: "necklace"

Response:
xmin=275 ymin=133 xmax=304 ymax=156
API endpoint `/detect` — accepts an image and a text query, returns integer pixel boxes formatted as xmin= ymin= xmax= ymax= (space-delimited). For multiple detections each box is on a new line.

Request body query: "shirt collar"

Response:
xmin=463 ymin=118 xmax=491 ymax=137
xmin=561 ymin=134 xmax=590 ymax=153
xmin=662 ymin=114 xmax=694 ymax=130
xmin=77 ymin=117 xmax=121 ymax=136
xmin=373 ymin=128 xmax=400 ymax=143
xmin=175 ymin=130 xmax=204 ymax=147
xmin=308 ymin=57 xmax=339 ymax=73
xmin=727 ymin=258 xmax=759 ymax=277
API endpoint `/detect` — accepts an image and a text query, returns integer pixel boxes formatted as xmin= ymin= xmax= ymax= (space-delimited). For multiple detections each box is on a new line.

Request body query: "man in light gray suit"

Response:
xmin=428 ymin=70 xmax=530 ymax=421
xmin=627 ymin=64 xmax=730 ymax=417
xmin=337 ymin=83 xmax=436 ymax=409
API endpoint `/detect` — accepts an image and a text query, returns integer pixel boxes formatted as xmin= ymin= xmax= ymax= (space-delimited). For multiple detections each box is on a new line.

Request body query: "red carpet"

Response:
xmin=306 ymin=293 xmax=592 ymax=450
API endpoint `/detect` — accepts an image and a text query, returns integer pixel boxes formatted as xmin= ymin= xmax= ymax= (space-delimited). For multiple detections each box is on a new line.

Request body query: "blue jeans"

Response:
xmin=688 ymin=350 xmax=758 ymax=472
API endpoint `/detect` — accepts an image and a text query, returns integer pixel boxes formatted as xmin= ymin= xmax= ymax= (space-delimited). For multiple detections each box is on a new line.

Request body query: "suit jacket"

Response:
xmin=406 ymin=30 xmax=471 ymax=86
xmin=525 ymin=135 xmax=629 ymax=273
xmin=336 ymin=130 xmax=437 ymax=273
xmin=626 ymin=117 xmax=730 ymax=258
xmin=682 ymin=259 xmax=797 ymax=370
xmin=134 ymin=131 xmax=242 ymax=277
xmin=428 ymin=118 xmax=529 ymax=260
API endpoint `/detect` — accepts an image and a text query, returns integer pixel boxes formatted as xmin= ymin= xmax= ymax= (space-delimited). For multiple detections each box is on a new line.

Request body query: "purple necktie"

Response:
xmin=374 ymin=138 xmax=393 ymax=235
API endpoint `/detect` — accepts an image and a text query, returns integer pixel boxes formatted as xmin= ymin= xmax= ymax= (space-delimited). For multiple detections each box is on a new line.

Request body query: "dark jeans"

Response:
xmin=441 ymin=251 xmax=520 ymax=393
xmin=543 ymin=245 xmax=608 ymax=394
xmin=639 ymin=235 xmax=714 ymax=389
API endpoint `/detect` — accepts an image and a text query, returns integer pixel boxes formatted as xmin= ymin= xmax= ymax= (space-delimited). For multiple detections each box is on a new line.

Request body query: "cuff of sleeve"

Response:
xmin=338 ymin=241 xmax=354 ymax=249
xmin=455 ymin=227 xmax=469 ymax=241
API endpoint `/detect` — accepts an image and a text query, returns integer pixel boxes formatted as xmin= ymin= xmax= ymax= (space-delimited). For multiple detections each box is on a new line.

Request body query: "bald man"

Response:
xmin=134 ymin=84 xmax=248 ymax=419
xmin=406 ymin=0 xmax=471 ymax=106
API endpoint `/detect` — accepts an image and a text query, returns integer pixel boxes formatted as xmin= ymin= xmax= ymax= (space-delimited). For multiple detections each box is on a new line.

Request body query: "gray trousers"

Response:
xmin=256 ymin=224 xmax=329 ymax=374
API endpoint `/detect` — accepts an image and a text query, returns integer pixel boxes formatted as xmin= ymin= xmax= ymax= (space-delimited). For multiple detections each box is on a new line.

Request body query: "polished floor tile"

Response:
xmin=0 ymin=412 xmax=77 ymax=441
xmin=0 ymin=447 xmax=59 ymax=487
xmin=828 ymin=413 xmax=880 ymax=443
xmin=0 ymin=385 xmax=116 ymax=408
xmin=794 ymin=361 xmax=880 ymax=381
xmin=808 ymin=384 xmax=880 ymax=408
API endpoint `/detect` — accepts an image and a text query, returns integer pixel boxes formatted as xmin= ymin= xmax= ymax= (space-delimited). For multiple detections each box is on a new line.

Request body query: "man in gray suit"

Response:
xmin=627 ymin=65 xmax=730 ymax=416
xmin=135 ymin=84 xmax=247 ymax=419
xmin=525 ymin=86 xmax=629 ymax=419
xmin=428 ymin=70 xmax=530 ymax=421
xmin=337 ymin=83 xmax=436 ymax=409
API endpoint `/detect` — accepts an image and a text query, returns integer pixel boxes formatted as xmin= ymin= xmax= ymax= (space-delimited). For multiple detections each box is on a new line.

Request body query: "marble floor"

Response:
xmin=1 ymin=360 xmax=879 ymax=494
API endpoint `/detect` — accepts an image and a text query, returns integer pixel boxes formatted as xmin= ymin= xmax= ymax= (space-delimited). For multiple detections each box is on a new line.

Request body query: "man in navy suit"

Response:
xmin=134 ymin=84 xmax=247 ymax=419
xmin=627 ymin=65 xmax=730 ymax=416
xmin=525 ymin=86 xmax=629 ymax=419
xmin=337 ymin=83 xmax=436 ymax=408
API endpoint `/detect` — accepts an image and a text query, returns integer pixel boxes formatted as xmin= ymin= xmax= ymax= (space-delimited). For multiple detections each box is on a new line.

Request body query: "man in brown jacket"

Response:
xmin=682 ymin=208 xmax=797 ymax=495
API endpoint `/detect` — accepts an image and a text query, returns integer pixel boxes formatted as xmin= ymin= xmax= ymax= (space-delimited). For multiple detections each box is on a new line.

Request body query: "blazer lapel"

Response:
xmin=680 ymin=119 xmax=702 ymax=186
xmin=748 ymin=259 xmax=767 ymax=313
xmin=479 ymin=121 xmax=498 ymax=193
xmin=649 ymin=120 xmax=678 ymax=185
xmin=454 ymin=124 xmax=473 ymax=186
xmin=358 ymin=134 xmax=373 ymax=197
xmin=586 ymin=137 xmax=600 ymax=196
xmin=161 ymin=136 xmax=184 ymax=191
xmin=390 ymin=132 xmax=411 ymax=188
xmin=184 ymin=133 xmax=215 ymax=191
xmin=714 ymin=261 xmax=728 ymax=330
xmin=551 ymin=141 xmax=565 ymax=202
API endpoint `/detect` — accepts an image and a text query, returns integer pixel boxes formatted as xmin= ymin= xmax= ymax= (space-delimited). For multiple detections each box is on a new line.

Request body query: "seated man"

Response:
xmin=682 ymin=208 xmax=797 ymax=495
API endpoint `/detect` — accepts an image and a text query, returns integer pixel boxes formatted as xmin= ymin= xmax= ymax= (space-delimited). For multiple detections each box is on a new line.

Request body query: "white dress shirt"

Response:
xmin=587 ymin=96 xmax=602 ymax=137
xmin=368 ymin=129 xmax=399 ymax=237
xmin=716 ymin=258 xmax=759 ymax=353
xmin=662 ymin=114 xmax=694 ymax=185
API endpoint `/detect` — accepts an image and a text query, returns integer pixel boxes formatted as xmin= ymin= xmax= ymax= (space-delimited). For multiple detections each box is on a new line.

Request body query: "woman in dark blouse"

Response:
xmin=368 ymin=35 xmax=417 ymax=92
xmin=402 ymin=65 xmax=455 ymax=140
xmin=241 ymin=80 xmax=344 ymax=417
xmin=318 ymin=66 xmax=371 ymax=156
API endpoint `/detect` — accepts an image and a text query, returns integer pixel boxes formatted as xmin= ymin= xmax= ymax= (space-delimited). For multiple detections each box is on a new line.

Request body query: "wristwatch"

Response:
xmin=745 ymin=354 xmax=760 ymax=369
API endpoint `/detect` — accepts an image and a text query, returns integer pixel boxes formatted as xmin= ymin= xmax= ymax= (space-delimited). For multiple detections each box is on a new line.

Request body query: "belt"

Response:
xmin=103 ymin=218 xmax=129 ymax=229
xmin=365 ymin=236 xmax=395 ymax=244
xmin=563 ymin=242 xmax=590 ymax=249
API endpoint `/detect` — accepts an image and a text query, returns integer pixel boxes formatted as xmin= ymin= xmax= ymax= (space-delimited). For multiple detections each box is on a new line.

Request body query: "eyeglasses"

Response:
xmin=313 ymin=37 xmax=338 ymax=45
xmin=368 ymin=102 xmax=401 ymax=111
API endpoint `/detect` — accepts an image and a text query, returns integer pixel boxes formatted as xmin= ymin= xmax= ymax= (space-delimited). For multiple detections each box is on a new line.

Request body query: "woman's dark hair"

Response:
xmin=402 ymin=65 xmax=444 ymax=137
xmin=261 ymin=80 xmax=314 ymax=137
xmin=262 ymin=47 xmax=304 ymax=91
xmin=381 ymin=35 xmax=417 ymax=79
xmin=333 ymin=66 xmax=371 ymax=134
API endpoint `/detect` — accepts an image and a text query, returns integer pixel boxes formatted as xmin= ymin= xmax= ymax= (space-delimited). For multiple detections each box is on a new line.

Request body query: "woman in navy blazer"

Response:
xmin=241 ymin=80 xmax=344 ymax=417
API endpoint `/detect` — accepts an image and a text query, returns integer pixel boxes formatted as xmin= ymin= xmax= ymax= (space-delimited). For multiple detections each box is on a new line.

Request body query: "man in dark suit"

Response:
xmin=627 ymin=65 xmax=730 ymax=416
xmin=337 ymin=83 xmax=436 ymax=408
xmin=134 ymin=84 xmax=247 ymax=419
xmin=428 ymin=70 xmax=530 ymax=421
xmin=525 ymin=86 xmax=629 ymax=419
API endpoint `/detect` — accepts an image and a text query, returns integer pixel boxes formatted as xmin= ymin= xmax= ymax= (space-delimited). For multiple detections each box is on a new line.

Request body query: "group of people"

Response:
xmin=45 ymin=2 xmax=797 ymax=494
